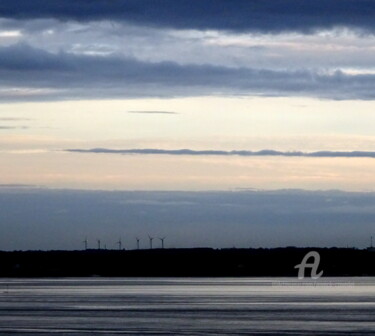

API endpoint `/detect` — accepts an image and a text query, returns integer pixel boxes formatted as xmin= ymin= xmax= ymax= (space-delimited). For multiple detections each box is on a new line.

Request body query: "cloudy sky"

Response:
xmin=0 ymin=1 xmax=375 ymax=249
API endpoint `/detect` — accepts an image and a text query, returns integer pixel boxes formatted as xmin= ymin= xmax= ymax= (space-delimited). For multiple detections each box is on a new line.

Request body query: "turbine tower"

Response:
xmin=136 ymin=237 xmax=140 ymax=250
xmin=117 ymin=238 xmax=122 ymax=250
xmin=148 ymin=235 xmax=154 ymax=249
xmin=97 ymin=239 xmax=101 ymax=250
xmin=83 ymin=237 xmax=88 ymax=250
xmin=159 ymin=237 xmax=166 ymax=249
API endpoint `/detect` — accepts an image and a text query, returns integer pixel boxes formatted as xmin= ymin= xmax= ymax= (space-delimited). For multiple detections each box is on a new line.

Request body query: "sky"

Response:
xmin=0 ymin=188 xmax=374 ymax=250
xmin=0 ymin=1 xmax=374 ymax=249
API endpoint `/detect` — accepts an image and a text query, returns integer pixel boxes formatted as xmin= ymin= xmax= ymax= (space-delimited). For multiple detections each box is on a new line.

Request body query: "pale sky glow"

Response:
xmin=1 ymin=96 xmax=375 ymax=190
xmin=3 ymin=152 xmax=375 ymax=191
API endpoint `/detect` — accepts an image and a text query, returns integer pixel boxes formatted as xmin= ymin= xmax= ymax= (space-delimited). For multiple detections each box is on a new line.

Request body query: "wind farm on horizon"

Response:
xmin=81 ymin=235 xmax=168 ymax=251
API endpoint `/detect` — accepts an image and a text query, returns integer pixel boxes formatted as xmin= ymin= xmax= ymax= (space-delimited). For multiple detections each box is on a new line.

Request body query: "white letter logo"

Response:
xmin=294 ymin=251 xmax=323 ymax=280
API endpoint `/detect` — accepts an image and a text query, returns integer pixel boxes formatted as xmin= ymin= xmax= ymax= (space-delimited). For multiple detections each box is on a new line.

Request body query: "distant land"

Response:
xmin=0 ymin=248 xmax=374 ymax=277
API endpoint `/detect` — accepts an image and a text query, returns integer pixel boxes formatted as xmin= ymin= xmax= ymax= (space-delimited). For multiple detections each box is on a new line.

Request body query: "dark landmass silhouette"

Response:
xmin=0 ymin=248 xmax=374 ymax=278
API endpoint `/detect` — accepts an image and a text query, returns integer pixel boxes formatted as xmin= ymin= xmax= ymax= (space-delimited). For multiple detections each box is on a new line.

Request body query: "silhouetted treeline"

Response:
xmin=0 ymin=247 xmax=374 ymax=277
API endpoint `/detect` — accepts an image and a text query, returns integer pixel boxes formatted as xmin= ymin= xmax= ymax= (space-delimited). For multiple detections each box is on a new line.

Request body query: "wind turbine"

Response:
xmin=136 ymin=237 xmax=140 ymax=250
xmin=117 ymin=238 xmax=122 ymax=250
xmin=148 ymin=235 xmax=154 ymax=249
xmin=159 ymin=237 xmax=166 ymax=249
xmin=97 ymin=239 xmax=101 ymax=250
xmin=83 ymin=237 xmax=88 ymax=250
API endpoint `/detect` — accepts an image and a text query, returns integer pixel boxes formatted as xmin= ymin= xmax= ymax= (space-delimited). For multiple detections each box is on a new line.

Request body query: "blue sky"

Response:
xmin=0 ymin=1 xmax=374 ymax=249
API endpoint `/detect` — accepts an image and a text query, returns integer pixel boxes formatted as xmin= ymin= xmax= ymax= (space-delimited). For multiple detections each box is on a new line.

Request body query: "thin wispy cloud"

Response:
xmin=0 ymin=184 xmax=40 ymax=188
xmin=66 ymin=148 xmax=375 ymax=159
xmin=0 ymin=117 xmax=32 ymax=121
xmin=128 ymin=111 xmax=178 ymax=115
xmin=0 ymin=126 xmax=29 ymax=130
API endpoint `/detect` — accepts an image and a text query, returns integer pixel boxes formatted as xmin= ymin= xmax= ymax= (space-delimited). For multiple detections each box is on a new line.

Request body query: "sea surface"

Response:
xmin=0 ymin=277 xmax=374 ymax=335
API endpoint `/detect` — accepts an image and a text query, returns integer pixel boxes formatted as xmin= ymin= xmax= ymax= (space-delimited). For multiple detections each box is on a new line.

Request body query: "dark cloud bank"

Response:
xmin=66 ymin=148 xmax=375 ymax=159
xmin=1 ymin=44 xmax=375 ymax=101
xmin=0 ymin=188 xmax=373 ymax=251
xmin=1 ymin=0 xmax=375 ymax=33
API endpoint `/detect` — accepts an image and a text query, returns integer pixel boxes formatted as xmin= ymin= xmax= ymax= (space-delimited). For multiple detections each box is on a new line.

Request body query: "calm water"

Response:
xmin=0 ymin=278 xmax=374 ymax=335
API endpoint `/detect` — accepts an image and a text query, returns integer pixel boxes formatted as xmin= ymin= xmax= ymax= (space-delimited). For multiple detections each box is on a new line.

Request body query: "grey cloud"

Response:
xmin=66 ymin=148 xmax=375 ymax=159
xmin=4 ymin=18 xmax=375 ymax=73
xmin=2 ymin=44 xmax=375 ymax=101
xmin=1 ymin=1 xmax=375 ymax=34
